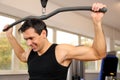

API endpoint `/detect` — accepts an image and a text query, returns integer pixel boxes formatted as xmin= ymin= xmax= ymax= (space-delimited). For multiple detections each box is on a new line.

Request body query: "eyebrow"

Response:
xmin=24 ymin=37 xmax=33 ymax=40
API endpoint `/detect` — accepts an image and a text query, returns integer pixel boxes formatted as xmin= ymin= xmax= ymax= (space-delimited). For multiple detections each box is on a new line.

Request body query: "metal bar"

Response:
xmin=3 ymin=6 xmax=107 ymax=31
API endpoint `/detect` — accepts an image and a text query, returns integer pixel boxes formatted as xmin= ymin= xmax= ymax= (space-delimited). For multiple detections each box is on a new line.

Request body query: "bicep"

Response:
xmin=67 ymin=46 xmax=99 ymax=61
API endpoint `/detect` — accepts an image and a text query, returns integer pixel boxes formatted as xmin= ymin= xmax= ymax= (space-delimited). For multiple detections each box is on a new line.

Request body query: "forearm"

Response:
xmin=92 ymin=21 xmax=106 ymax=58
xmin=6 ymin=34 xmax=25 ymax=61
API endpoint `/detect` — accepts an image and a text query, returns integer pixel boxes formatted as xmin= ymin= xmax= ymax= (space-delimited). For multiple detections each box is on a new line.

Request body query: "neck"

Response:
xmin=38 ymin=41 xmax=52 ymax=55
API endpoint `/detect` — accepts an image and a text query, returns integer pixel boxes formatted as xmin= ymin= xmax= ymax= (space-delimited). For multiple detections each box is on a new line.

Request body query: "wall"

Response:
xmin=0 ymin=74 xmax=28 ymax=80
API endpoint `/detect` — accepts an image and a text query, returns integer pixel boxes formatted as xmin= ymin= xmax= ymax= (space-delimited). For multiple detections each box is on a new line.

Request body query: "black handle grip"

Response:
xmin=93 ymin=7 xmax=107 ymax=13
xmin=3 ymin=6 xmax=107 ymax=32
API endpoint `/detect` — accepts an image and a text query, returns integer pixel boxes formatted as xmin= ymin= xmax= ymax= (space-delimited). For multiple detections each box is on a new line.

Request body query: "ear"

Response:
xmin=41 ymin=30 xmax=47 ymax=38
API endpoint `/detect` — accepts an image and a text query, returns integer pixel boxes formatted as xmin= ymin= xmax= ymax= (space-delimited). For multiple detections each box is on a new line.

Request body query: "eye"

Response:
xmin=29 ymin=37 xmax=33 ymax=40
xmin=24 ymin=38 xmax=27 ymax=41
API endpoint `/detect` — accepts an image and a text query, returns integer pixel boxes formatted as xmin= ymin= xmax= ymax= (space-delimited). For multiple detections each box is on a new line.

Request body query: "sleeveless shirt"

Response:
xmin=27 ymin=44 xmax=70 ymax=80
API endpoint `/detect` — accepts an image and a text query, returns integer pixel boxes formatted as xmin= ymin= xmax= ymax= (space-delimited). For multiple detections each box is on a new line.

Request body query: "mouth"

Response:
xmin=31 ymin=46 xmax=36 ymax=49
xmin=32 ymin=48 xmax=37 ymax=52
xmin=31 ymin=45 xmax=38 ymax=51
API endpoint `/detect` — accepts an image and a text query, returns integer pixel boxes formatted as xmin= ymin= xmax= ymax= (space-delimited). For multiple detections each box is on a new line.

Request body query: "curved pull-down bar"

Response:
xmin=3 ymin=6 xmax=107 ymax=31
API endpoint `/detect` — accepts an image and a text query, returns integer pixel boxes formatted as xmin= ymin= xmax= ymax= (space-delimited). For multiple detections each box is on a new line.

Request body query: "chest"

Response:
xmin=28 ymin=53 xmax=59 ymax=73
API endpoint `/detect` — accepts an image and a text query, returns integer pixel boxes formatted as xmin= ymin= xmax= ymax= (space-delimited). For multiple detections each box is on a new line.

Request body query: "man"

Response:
xmin=4 ymin=3 xmax=106 ymax=80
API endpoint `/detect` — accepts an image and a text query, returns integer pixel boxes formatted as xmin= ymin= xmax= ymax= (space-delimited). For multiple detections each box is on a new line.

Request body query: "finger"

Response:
xmin=3 ymin=24 xmax=10 ymax=32
xmin=92 ymin=3 xmax=98 ymax=12
xmin=92 ymin=3 xmax=106 ymax=12
xmin=97 ymin=3 xmax=107 ymax=12
xmin=4 ymin=24 xmax=9 ymax=29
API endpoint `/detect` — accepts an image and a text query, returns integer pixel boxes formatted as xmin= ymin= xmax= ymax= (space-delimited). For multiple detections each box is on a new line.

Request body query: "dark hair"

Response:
xmin=18 ymin=19 xmax=48 ymax=36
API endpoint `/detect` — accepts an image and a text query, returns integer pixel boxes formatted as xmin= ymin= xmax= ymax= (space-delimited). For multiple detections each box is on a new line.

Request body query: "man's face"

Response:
xmin=23 ymin=27 xmax=43 ymax=52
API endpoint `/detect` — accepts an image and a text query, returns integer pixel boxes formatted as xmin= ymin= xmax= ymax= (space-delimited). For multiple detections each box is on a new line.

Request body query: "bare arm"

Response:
xmin=91 ymin=3 xmax=107 ymax=58
xmin=4 ymin=25 xmax=28 ymax=62
xmin=62 ymin=3 xmax=107 ymax=61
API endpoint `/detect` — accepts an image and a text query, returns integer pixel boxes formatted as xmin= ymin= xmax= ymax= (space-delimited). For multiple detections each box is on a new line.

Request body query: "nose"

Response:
xmin=26 ymin=40 xmax=32 ymax=46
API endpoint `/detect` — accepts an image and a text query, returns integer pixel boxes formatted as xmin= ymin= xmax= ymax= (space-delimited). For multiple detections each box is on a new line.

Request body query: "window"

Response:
xmin=56 ymin=30 xmax=79 ymax=45
xmin=0 ymin=15 xmax=15 ymax=70
xmin=47 ymin=27 xmax=53 ymax=43
xmin=115 ymin=44 xmax=120 ymax=71
xmin=0 ymin=15 xmax=28 ymax=73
